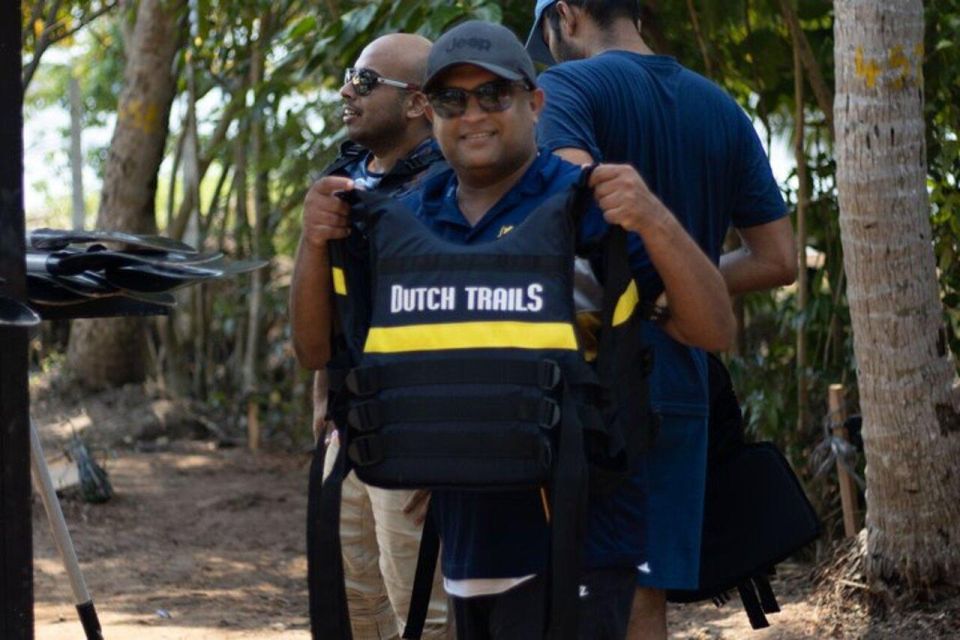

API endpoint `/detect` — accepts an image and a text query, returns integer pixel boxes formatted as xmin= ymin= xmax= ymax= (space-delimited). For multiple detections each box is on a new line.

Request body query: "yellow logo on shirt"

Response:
xmin=497 ymin=225 xmax=515 ymax=238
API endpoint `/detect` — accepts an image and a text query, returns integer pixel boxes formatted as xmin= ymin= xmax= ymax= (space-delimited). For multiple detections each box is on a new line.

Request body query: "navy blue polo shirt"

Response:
xmin=407 ymin=151 xmax=603 ymax=245
xmin=407 ymin=151 xmax=651 ymax=579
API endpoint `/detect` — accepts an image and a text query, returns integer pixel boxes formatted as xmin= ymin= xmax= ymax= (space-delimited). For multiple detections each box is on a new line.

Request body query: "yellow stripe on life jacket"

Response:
xmin=612 ymin=279 xmax=639 ymax=327
xmin=332 ymin=267 xmax=347 ymax=295
xmin=364 ymin=321 xmax=578 ymax=354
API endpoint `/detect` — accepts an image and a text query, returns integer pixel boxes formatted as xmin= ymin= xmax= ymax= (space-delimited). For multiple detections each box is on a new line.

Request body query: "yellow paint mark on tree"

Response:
xmin=888 ymin=45 xmax=911 ymax=91
xmin=854 ymin=44 xmax=923 ymax=92
xmin=120 ymin=99 xmax=161 ymax=135
xmin=855 ymin=47 xmax=881 ymax=90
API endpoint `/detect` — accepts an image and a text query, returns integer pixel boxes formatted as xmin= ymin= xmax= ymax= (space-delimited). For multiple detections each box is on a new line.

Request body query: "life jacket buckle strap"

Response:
xmin=539 ymin=398 xmax=562 ymax=430
xmin=327 ymin=366 xmax=349 ymax=394
xmin=348 ymin=400 xmax=382 ymax=431
xmin=345 ymin=368 xmax=377 ymax=397
xmin=538 ymin=359 xmax=562 ymax=390
xmin=347 ymin=435 xmax=384 ymax=467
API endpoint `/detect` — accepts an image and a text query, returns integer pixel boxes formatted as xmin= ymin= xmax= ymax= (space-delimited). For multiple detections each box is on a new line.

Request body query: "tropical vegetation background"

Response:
xmin=18 ymin=0 xmax=960 ymax=630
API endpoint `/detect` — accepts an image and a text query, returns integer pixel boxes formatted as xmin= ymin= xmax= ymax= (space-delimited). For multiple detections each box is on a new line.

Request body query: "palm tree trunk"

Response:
xmin=834 ymin=0 xmax=960 ymax=591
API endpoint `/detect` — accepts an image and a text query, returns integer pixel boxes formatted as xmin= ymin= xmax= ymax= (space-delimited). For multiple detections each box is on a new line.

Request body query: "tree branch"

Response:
xmin=22 ymin=1 xmax=119 ymax=89
xmin=324 ymin=0 xmax=340 ymax=21
xmin=779 ymin=0 xmax=834 ymax=139
xmin=685 ymin=0 xmax=714 ymax=77
xmin=54 ymin=1 xmax=119 ymax=42
xmin=639 ymin=1 xmax=674 ymax=56
xmin=21 ymin=0 xmax=62 ymax=88
xmin=169 ymin=95 xmax=243 ymax=240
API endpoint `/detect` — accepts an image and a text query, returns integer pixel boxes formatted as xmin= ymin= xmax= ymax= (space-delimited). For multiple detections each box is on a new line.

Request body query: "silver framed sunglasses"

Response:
xmin=344 ymin=67 xmax=419 ymax=96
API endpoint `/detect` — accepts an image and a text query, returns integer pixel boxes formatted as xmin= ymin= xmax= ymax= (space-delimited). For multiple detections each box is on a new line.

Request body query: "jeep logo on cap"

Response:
xmin=445 ymin=37 xmax=492 ymax=53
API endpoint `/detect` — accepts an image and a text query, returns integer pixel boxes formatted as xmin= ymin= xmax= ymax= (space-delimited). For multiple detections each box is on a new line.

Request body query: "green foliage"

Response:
xmin=925 ymin=0 xmax=960 ymax=358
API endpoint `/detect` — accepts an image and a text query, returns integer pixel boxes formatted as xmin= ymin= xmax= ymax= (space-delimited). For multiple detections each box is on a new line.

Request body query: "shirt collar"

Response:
xmin=420 ymin=151 xmax=558 ymax=231
xmin=350 ymin=137 xmax=438 ymax=177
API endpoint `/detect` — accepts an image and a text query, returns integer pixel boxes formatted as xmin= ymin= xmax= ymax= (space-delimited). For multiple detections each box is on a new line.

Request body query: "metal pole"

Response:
xmin=29 ymin=418 xmax=104 ymax=640
xmin=1 ymin=0 xmax=33 ymax=634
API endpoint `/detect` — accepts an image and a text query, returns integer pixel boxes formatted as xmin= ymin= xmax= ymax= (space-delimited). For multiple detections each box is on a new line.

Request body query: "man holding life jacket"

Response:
xmin=304 ymin=21 xmax=735 ymax=639
xmin=290 ymin=33 xmax=449 ymax=640
xmin=525 ymin=2 xmax=797 ymax=637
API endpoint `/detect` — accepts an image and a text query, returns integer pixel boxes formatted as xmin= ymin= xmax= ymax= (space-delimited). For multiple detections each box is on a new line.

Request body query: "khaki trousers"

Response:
xmin=323 ymin=436 xmax=448 ymax=639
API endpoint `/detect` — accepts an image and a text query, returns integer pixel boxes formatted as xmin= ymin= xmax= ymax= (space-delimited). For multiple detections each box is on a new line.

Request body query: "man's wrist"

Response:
xmin=301 ymin=234 xmax=331 ymax=255
xmin=630 ymin=201 xmax=675 ymax=243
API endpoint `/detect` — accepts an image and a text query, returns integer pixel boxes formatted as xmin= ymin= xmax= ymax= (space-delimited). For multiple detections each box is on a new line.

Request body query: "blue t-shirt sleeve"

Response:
xmin=537 ymin=68 xmax=605 ymax=162
xmin=730 ymin=111 xmax=787 ymax=228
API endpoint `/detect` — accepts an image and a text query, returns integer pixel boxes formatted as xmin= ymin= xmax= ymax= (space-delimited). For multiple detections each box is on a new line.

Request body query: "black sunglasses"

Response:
xmin=426 ymin=79 xmax=533 ymax=119
xmin=344 ymin=67 xmax=419 ymax=96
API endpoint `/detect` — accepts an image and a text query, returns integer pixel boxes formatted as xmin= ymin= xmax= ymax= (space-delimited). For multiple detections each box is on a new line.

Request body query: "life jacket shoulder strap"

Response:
xmin=320 ymin=141 xmax=367 ymax=179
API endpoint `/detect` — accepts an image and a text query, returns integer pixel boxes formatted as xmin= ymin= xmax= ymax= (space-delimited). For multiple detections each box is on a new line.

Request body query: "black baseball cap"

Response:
xmin=423 ymin=21 xmax=538 ymax=92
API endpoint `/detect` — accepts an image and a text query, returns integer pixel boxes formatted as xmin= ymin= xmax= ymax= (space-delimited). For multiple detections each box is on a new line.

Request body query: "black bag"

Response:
xmin=667 ymin=354 xmax=821 ymax=629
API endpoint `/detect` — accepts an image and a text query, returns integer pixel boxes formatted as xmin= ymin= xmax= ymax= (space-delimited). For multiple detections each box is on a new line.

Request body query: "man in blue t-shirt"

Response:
xmin=525 ymin=1 xmax=796 ymax=638
xmin=303 ymin=20 xmax=736 ymax=640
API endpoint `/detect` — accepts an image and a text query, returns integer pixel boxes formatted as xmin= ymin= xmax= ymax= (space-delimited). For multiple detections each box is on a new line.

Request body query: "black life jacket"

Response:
xmin=666 ymin=354 xmax=821 ymax=629
xmin=307 ymin=169 xmax=656 ymax=640
xmin=320 ymin=140 xmax=448 ymax=370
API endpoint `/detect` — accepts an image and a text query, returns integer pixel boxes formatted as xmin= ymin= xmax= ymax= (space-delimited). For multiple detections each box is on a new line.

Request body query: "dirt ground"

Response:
xmin=28 ymin=380 xmax=958 ymax=639
xmin=34 ymin=442 xmax=825 ymax=640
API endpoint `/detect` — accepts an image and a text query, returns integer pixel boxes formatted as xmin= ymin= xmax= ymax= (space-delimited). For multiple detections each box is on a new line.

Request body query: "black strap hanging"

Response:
xmin=402 ymin=506 xmax=440 ymax=640
xmin=736 ymin=579 xmax=771 ymax=630
xmin=753 ymin=573 xmax=780 ymax=614
xmin=307 ymin=439 xmax=353 ymax=639
xmin=545 ymin=389 xmax=589 ymax=640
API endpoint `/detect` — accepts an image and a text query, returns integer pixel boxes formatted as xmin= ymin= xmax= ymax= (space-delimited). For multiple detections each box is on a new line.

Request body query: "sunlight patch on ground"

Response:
xmin=172 ymin=453 xmax=226 ymax=471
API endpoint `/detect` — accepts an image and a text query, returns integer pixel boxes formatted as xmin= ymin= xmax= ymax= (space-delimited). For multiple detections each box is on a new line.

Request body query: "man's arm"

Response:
xmin=720 ymin=217 xmax=797 ymax=296
xmin=590 ymin=164 xmax=736 ymax=352
xmin=289 ymin=175 xmax=354 ymax=369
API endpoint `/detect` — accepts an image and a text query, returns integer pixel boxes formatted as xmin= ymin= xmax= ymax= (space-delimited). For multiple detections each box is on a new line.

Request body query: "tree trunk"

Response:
xmin=69 ymin=74 xmax=85 ymax=230
xmin=243 ymin=12 xmax=273 ymax=450
xmin=834 ymin=0 xmax=960 ymax=591
xmin=779 ymin=0 xmax=835 ymax=138
xmin=66 ymin=0 xmax=185 ymax=389
xmin=793 ymin=34 xmax=810 ymax=438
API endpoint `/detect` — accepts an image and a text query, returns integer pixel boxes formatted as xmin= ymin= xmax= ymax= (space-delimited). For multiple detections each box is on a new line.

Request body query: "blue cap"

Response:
xmin=525 ymin=0 xmax=558 ymax=66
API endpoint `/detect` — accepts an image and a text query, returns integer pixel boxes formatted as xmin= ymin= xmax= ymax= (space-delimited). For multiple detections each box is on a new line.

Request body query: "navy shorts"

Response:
xmin=578 ymin=567 xmax=637 ymax=640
